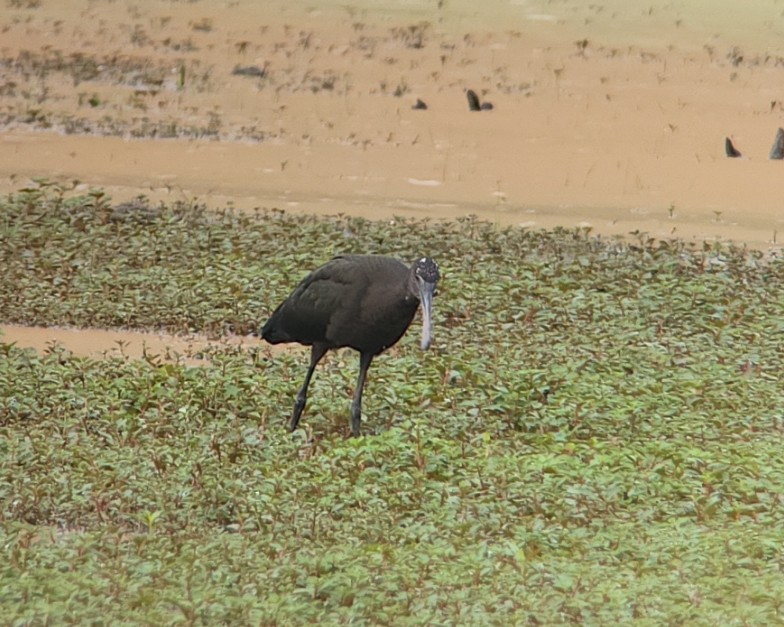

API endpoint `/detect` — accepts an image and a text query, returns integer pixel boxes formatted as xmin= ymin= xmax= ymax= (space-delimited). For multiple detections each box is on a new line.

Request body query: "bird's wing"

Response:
xmin=276 ymin=258 xmax=367 ymax=344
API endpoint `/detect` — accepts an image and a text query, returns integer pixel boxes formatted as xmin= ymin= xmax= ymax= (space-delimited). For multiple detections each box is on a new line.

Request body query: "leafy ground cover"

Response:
xmin=2 ymin=183 xmax=784 ymax=624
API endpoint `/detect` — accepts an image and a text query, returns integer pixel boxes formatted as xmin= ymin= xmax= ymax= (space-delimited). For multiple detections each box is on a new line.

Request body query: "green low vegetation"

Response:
xmin=2 ymin=182 xmax=784 ymax=624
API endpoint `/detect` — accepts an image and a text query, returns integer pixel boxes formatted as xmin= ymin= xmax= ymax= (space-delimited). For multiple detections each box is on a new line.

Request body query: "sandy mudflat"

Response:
xmin=2 ymin=0 xmax=784 ymax=354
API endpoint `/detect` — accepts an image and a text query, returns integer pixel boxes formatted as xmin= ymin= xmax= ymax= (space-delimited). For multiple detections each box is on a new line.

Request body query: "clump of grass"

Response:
xmin=2 ymin=183 xmax=784 ymax=623
xmin=389 ymin=22 xmax=430 ymax=49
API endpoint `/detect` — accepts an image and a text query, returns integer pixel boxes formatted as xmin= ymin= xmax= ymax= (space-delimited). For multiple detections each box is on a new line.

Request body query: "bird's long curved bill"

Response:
xmin=418 ymin=281 xmax=436 ymax=350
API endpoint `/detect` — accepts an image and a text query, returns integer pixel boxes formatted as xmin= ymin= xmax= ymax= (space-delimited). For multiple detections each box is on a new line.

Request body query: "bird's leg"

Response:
xmin=350 ymin=352 xmax=374 ymax=437
xmin=290 ymin=343 xmax=328 ymax=432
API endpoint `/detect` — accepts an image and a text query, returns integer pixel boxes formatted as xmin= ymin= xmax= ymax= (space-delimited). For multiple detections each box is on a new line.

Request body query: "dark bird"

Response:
xmin=770 ymin=127 xmax=784 ymax=160
xmin=466 ymin=89 xmax=482 ymax=111
xmin=261 ymin=255 xmax=440 ymax=436
xmin=725 ymin=137 xmax=742 ymax=158
xmin=412 ymin=98 xmax=428 ymax=110
xmin=466 ymin=89 xmax=493 ymax=112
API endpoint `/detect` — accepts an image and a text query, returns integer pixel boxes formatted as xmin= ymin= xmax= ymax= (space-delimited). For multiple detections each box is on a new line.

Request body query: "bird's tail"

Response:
xmin=260 ymin=314 xmax=293 ymax=344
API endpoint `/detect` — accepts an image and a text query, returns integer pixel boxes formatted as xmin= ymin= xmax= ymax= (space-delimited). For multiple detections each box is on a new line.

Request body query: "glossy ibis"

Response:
xmin=261 ymin=255 xmax=440 ymax=436
xmin=466 ymin=89 xmax=482 ymax=111
xmin=466 ymin=89 xmax=493 ymax=111
xmin=770 ymin=127 xmax=784 ymax=160
xmin=725 ymin=137 xmax=742 ymax=158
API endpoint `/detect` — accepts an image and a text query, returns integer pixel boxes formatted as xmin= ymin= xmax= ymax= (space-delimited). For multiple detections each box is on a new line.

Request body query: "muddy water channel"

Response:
xmin=0 ymin=325 xmax=267 ymax=365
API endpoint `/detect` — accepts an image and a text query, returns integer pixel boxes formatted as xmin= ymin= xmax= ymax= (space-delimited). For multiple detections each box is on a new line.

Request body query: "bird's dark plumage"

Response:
xmin=725 ymin=137 xmax=742 ymax=158
xmin=262 ymin=255 xmax=440 ymax=436
xmin=466 ymin=89 xmax=482 ymax=111
xmin=466 ymin=89 xmax=493 ymax=112
xmin=770 ymin=127 xmax=784 ymax=160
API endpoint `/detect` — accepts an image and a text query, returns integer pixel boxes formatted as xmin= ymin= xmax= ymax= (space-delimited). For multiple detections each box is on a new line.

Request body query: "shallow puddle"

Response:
xmin=0 ymin=324 xmax=270 ymax=365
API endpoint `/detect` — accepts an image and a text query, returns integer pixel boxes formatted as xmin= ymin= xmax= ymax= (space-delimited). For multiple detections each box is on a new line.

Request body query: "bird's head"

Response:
xmin=412 ymin=257 xmax=440 ymax=350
